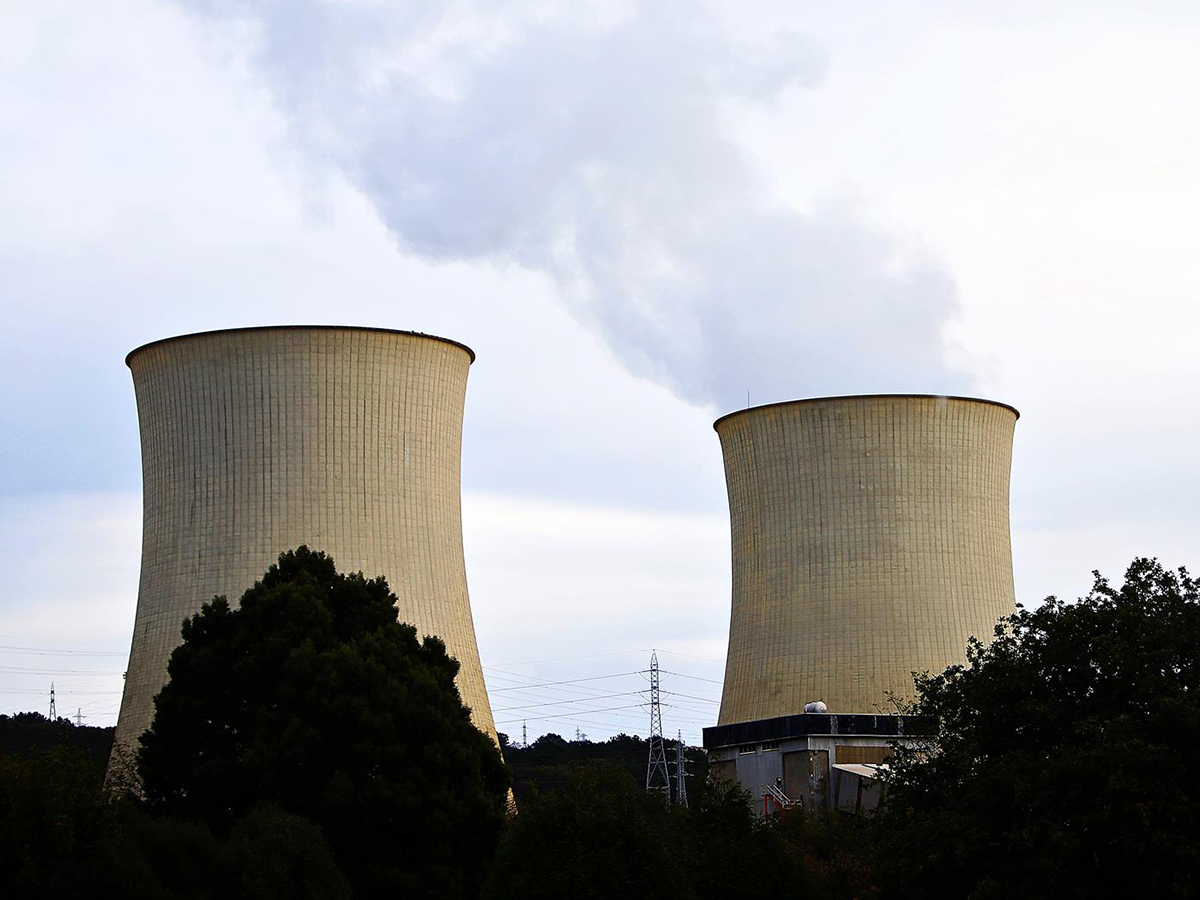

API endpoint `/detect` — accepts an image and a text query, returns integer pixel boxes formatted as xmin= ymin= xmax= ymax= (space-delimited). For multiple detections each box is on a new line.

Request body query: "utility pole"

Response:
xmin=645 ymin=651 xmax=671 ymax=802
xmin=48 ymin=682 xmax=56 ymax=720
xmin=674 ymin=730 xmax=689 ymax=808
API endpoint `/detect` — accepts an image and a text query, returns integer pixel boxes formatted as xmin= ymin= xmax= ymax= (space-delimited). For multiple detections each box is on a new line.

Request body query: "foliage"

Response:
xmin=0 ymin=744 xmax=113 ymax=899
xmin=486 ymin=770 xmax=808 ymax=900
xmin=486 ymin=768 xmax=688 ymax=898
xmin=874 ymin=557 xmax=1200 ymax=899
xmin=0 ymin=746 xmax=351 ymax=900
xmin=96 ymin=802 xmax=350 ymax=900
xmin=501 ymin=731 xmax=707 ymax=799
xmin=0 ymin=712 xmax=115 ymax=764
xmin=225 ymin=803 xmax=352 ymax=900
xmin=681 ymin=777 xmax=807 ymax=899
xmin=774 ymin=806 xmax=877 ymax=899
xmin=137 ymin=546 xmax=510 ymax=899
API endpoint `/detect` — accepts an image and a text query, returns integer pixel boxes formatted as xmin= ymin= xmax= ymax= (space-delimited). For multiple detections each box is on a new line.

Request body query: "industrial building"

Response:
xmin=704 ymin=394 xmax=1018 ymax=810
xmin=705 ymin=712 xmax=926 ymax=815
xmin=110 ymin=326 xmax=497 ymax=767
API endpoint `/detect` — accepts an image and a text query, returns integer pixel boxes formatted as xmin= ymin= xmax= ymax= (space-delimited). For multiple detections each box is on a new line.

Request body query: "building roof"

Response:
xmin=703 ymin=712 xmax=930 ymax=749
xmin=831 ymin=763 xmax=889 ymax=779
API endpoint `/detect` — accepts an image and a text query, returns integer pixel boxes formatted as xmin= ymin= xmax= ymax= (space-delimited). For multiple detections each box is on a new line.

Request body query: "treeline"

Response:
xmin=499 ymin=730 xmax=708 ymax=800
xmin=1 ymin=743 xmax=352 ymax=898
xmin=0 ymin=711 xmax=114 ymax=763
xmin=0 ymin=724 xmax=865 ymax=900
xmin=0 ymin=715 xmax=713 ymax=804
xmin=490 ymin=768 xmax=868 ymax=899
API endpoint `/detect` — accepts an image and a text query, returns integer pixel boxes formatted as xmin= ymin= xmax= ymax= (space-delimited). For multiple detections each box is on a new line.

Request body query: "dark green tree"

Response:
xmin=501 ymin=731 xmax=707 ymax=800
xmin=0 ymin=745 xmax=112 ymax=899
xmin=681 ymin=778 xmax=807 ymax=900
xmin=137 ymin=546 xmax=510 ymax=899
xmin=874 ymin=557 xmax=1200 ymax=899
xmin=485 ymin=770 xmax=807 ymax=900
xmin=484 ymin=768 xmax=688 ymax=899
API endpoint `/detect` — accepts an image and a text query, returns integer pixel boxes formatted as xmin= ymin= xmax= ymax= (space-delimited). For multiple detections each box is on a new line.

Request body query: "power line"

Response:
xmin=0 ymin=665 xmax=124 ymax=676
xmin=482 ymin=662 xmax=721 ymax=744
xmin=662 ymin=696 xmax=715 ymax=710
xmin=488 ymin=680 xmax=713 ymax=728
xmin=652 ymin=649 xmax=725 ymax=664
xmin=488 ymin=671 xmax=643 ymax=692
xmin=491 ymin=690 xmax=646 ymax=713
xmin=661 ymin=670 xmax=723 ymax=685
xmin=485 ymin=666 xmax=639 ymax=700
xmin=0 ymin=645 xmax=127 ymax=657
xmin=486 ymin=649 xmax=649 ymax=666
xmin=490 ymin=689 xmax=692 ymax=729
xmin=494 ymin=703 xmax=647 ymax=725
xmin=0 ymin=634 xmax=126 ymax=646
xmin=0 ymin=688 xmax=122 ymax=695
xmin=485 ymin=670 xmax=659 ymax=725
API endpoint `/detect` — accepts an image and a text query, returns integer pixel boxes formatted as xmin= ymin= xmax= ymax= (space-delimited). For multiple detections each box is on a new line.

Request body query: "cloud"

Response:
xmin=182 ymin=0 xmax=971 ymax=410
xmin=0 ymin=0 xmax=726 ymax=508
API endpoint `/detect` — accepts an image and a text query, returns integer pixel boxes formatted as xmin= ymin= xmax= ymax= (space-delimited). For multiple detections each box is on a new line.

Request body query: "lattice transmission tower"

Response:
xmin=48 ymin=682 xmax=56 ymax=720
xmin=645 ymin=651 xmax=671 ymax=801
xmin=674 ymin=730 xmax=689 ymax=808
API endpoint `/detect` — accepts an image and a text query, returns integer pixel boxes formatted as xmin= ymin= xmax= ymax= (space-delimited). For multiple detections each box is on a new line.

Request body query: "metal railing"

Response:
xmin=761 ymin=782 xmax=799 ymax=811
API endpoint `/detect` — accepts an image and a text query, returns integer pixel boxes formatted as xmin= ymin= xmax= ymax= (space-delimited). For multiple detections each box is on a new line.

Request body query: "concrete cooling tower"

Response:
xmin=111 ymin=326 xmax=497 ymax=763
xmin=715 ymin=394 xmax=1018 ymax=724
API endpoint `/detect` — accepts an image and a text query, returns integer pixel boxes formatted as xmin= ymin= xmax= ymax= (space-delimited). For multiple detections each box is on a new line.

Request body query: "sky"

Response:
xmin=2 ymin=0 xmax=1198 ymax=746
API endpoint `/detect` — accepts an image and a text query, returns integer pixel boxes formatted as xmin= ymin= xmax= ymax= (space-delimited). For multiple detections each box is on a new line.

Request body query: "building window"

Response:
xmin=738 ymin=744 xmax=757 ymax=755
xmin=761 ymin=740 xmax=779 ymax=751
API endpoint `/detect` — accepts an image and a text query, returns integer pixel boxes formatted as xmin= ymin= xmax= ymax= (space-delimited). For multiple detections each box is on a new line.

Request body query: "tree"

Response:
xmin=501 ymin=731 xmax=708 ymax=800
xmin=484 ymin=768 xmax=687 ymax=899
xmin=0 ymin=712 xmax=114 ymax=764
xmin=137 ymin=546 xmax=510 ymax=899
xmin=485 ymin=769 xmax=807 ymax=900
xmin=0 ymin=745 xmax=113 ymax=899
xmin=874 ymin=557 xmax=1200 ymax=899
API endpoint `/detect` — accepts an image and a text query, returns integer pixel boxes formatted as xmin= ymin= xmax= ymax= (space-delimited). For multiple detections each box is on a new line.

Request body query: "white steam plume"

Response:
xmin=185 ymin=0 xmax=968 ymax=410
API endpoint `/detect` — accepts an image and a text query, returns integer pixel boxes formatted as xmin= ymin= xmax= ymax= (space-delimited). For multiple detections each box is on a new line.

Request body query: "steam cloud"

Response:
xmin=186 ymin=0 xmax=969 ymax=410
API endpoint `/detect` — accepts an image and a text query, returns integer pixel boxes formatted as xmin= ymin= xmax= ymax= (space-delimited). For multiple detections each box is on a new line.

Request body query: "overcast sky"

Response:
xmin=3 ymin=0 xmax=1198 ymax=744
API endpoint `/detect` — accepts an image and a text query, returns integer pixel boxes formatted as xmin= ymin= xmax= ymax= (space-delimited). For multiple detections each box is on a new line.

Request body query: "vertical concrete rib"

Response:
xmin=112 ymin=326 xmax=496 ymax=763
xmin=715 ymin=394 xmax=1018 ymax=722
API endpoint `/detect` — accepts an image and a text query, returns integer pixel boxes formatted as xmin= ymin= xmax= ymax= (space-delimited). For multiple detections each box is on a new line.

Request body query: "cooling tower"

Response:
xmin=715 ymin=394 xmax=1018 ymax=723
xmin=111 ymin=326 xmax=497 ymax=764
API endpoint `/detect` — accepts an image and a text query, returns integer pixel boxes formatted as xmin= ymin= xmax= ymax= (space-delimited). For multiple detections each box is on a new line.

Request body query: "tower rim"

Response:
xmin=126 ymin=325 xmax=476 ymax=367
xmin=713 ymin=393 xmax=1019 ymax=432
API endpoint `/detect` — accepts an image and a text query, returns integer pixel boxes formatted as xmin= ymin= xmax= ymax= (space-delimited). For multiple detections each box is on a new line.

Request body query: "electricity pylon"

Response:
xmin=674 ymin=730 xmax=689 ymax=808
xmin=645 ymin=651 xmax=671 ymax=802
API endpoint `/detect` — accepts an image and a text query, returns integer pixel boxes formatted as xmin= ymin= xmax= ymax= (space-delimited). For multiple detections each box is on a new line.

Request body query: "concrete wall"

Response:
xmin=111 ymin=326 xmax=496 ymax=763
xmin=716 ymin=395 xmax=1018 ymax=722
